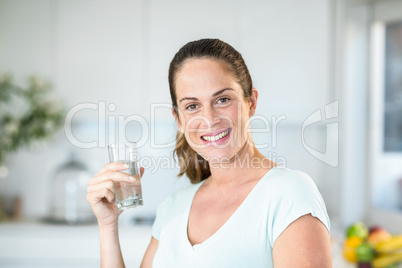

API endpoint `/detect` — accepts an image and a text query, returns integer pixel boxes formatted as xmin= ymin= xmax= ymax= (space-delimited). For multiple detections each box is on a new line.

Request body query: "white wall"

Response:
xmin=0 ymin=0 xmax=337 ymax=221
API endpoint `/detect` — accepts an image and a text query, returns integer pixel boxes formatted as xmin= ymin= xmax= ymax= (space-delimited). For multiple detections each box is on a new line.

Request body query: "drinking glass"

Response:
xmin=108 ymin=143 xmax=143 ymax=210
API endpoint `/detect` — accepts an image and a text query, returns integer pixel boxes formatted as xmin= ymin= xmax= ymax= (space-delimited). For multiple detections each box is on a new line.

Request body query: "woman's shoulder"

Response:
xmin=263 ymin=167 xmax=331 ymax=246
xmin=260 ymin=166 xmax=322 ymax=200
xmin=264 ymin=166 xmax=318 ymax=188
xmin=157 ymin=181 xmax=203 ymax=210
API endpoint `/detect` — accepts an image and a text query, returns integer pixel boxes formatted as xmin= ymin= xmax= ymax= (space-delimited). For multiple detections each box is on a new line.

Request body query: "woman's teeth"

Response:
xmin=202 ymin=130 xmax=229 ymax=142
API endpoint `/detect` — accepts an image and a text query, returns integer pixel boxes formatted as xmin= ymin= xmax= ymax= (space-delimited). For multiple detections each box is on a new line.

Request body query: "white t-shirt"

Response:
xmin=151 ymin=166 xmax=330 ymax=268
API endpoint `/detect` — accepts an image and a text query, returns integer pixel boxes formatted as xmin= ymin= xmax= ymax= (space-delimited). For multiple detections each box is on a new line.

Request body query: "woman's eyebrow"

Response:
xmin=179 ymin=88 xmax=234 ymax=103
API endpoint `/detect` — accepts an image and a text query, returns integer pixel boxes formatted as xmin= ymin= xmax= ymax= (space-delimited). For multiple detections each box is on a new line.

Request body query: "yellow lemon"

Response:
xmin=343 ymin=236 xmax=363 ymax=263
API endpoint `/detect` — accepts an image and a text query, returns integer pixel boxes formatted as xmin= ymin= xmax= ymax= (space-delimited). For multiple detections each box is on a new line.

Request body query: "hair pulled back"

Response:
xmin=169 ymin=38 xmax=253 ymax=183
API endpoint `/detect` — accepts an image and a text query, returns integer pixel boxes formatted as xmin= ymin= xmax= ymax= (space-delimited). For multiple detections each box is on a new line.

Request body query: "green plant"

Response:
xmin=0 ymin=74 xmax=64 ymax=164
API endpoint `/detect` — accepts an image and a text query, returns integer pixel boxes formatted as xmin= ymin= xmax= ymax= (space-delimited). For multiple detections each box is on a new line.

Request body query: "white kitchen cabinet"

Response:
xmin=146 ymin=0 xmax=331 ymax=123
xmin=0 ymin=0 xmax=332 ymax=121
xmin=0 ymin=0 xmax=52 ymax=81
xmin=56 ymin=0 xmax=145 ymax=118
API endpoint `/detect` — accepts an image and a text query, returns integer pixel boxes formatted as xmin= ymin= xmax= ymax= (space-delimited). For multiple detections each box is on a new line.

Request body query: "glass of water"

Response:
xmin=108 ymin=142 xmax=143 ymax=210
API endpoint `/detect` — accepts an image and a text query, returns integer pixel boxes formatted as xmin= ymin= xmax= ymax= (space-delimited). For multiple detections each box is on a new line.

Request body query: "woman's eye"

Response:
xmin=185 ymin=104 xmax=198 ymax=110
xmin=217 ymin=97 xmax=230 ymax=104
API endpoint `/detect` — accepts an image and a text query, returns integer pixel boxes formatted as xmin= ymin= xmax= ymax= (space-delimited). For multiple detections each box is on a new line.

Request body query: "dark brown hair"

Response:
xmin=169 ymin=38 xmax=253 ymax=183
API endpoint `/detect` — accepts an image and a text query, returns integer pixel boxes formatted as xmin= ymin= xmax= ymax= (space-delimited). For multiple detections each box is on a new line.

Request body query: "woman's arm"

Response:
xmin=87 ymin=163 xmax=146 ymax=268
xmin=272 ymin=213 xmax=332 ymax=267
xmin=99 ymin=224 xmax=125 ymax=268
xmin=141 ymin=237 xmax=159 ymax=268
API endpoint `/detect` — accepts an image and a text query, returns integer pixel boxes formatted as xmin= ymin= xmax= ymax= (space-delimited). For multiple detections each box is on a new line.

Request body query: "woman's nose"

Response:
xmin=200 ymin=107 xmax=221 ymax=128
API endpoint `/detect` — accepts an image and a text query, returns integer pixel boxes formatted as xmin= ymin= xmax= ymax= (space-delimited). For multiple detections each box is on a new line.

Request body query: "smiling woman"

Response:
xmin=87 ymin=39 xmax=332 ymax=268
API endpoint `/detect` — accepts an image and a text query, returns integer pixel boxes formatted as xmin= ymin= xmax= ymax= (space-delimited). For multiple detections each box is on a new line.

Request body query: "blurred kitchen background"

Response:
xmin=0 ymin=0 xmax=402 ymax=267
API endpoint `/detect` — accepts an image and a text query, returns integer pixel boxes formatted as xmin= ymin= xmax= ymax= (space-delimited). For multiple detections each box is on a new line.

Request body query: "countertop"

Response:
xmin=0 ymin=222 xmax=151 ymax=267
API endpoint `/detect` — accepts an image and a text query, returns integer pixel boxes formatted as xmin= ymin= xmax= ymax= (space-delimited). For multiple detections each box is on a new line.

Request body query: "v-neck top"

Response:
xmin=151 ymin=167 xmax=330 ymax=268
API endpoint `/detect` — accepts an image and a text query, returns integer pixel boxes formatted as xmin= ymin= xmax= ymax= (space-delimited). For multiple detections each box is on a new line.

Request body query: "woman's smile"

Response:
xmin=200 ymin=127 xmax=232 ymax=144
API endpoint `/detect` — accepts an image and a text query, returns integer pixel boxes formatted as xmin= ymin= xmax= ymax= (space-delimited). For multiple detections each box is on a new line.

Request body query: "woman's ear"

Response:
xmin=172 ymin=108 xmax=184 ymax=133
xmin=249 ymin=88 xmax=258 ymax=117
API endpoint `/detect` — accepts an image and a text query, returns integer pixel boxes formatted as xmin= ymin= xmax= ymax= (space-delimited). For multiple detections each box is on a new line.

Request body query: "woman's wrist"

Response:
xmin=98 ymin=221 xmax=119 ymax=233
xmin=96 ymin=214 xmax=119 ymax=230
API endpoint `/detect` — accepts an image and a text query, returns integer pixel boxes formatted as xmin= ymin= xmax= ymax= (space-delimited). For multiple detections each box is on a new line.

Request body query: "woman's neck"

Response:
xmin=206 ymin=139 xmax=276 ymax=189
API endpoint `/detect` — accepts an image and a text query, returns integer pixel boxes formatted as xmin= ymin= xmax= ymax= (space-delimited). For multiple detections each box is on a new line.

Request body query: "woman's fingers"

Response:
xmin=91 ymin=166 xmax=146 ymax=185
xmin=87 ymin=187 xmax=115 ymax=204
xmin=87 ymin=180 xmax=116 ymax=194
xmin=89 ymin=162 xmax=145 ymax=197
xmin=89 ymin=170 xmax=134 ymax=185
xmin=95 ymin=162 xmax=129 ymax=176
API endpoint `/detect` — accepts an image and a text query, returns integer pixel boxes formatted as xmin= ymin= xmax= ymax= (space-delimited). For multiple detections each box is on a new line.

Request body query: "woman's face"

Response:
xmin=173 ymin=58 xmax=257 ymax=164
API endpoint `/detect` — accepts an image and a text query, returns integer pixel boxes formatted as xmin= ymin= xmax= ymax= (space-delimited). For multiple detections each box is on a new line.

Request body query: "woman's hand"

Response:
xmin=86 ymin=162 xmax=144 ymax=228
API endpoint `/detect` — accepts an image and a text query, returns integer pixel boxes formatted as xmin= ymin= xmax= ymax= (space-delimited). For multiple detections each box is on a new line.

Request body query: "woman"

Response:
xmin=87 ymin=39 xmax=332 ymax=267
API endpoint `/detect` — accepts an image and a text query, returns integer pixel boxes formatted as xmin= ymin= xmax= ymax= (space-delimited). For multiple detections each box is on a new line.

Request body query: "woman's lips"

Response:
xmin=200 ymin=128 xmax=232 ymax=145
xmin=202 ymin=128 xmax=231 ymax=138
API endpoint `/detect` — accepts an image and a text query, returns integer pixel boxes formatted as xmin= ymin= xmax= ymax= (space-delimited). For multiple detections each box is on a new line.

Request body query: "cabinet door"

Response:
xmin=0 ymin=0 xmax=52 ymax=80
xmin=234 ymin=1 xmax=331 ymax=124
xmin=56 ymin=0 xmax=144 ymax=119
xmin=369 ymin=0 xmax=402 ymax=232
